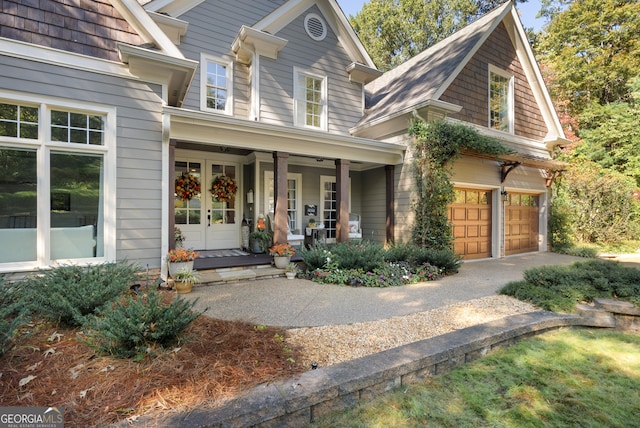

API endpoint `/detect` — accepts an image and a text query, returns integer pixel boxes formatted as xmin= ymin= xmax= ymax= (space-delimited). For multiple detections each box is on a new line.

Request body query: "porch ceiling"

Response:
xmin=165 ymin=107 xmax=405 ymax=166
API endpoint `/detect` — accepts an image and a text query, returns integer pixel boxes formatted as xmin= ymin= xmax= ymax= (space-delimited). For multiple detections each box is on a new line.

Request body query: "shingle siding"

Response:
xmin=0 ymin=0 xmax=144 ymax=62
xmin=441 ymin=23 xmax=548 ymax=140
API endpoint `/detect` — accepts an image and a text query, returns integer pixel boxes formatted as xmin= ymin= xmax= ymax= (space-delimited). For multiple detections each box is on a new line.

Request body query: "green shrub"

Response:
xmin=500 ymin=259 xmax=640 ymax=311
xmin=383 ymin=242 xmax=416 ymax=263
xmin=0 ymin=275 xmax=28 ymax=356
xmin=23 ymin=262 xmax=139 ymax=327
xmin=383 ymin=243 xmax=461 ymax=274
xmin=410 ymin=247 xmax=461 ymax=274
xmin=330 ymin=241 xmax=385 ymax=271
xmin=554 ymin=245 xmax=599 ymax=258
xmin=86 ymin=290 xmax=202 ymax=359
xmin=299 ymin=244 xmax=332 ymax=271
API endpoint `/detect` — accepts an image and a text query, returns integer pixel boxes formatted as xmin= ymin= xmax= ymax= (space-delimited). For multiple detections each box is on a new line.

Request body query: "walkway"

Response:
xmin=186 ymin=252 xmax=587 ymax=327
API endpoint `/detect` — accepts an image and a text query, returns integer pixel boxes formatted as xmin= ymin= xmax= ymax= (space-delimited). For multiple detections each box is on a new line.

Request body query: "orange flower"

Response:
xmin=167 ymin=248 xmax=199 ymax=262
xmin=268 ymin=243 xmax=295 ymax=257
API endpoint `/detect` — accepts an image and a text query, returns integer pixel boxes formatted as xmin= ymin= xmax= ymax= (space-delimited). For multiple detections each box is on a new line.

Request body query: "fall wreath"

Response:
xmin=175 ymin=173 xmax=201 ymax=201
xmin=210 ymin=175 xmax=237 ymax=202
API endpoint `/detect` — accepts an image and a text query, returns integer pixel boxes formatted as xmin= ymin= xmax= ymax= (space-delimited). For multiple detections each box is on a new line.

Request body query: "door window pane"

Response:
xmin=0 ymin=148 xmax=37 ymax=262
xmin=174 ymin=161 xmax=201 ymax=225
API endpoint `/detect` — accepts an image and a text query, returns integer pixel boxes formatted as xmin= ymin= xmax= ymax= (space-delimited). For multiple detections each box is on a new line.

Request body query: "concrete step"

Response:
xmin=198 ymin=265 xmax=284 ymax=285
xmin=576 ymin=304 xmax=617 ymax=327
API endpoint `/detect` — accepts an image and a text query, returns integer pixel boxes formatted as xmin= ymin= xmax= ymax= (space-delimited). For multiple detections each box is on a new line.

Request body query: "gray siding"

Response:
xmin=360 ymin=167 xmax=386 ymax=244
xmin=0 ymin=56 xmax=165 ymax=268
xmin=261 ymin=5 xmax=364 ymax=133
xmin=177 ymin=0 xmax=284 ymax=115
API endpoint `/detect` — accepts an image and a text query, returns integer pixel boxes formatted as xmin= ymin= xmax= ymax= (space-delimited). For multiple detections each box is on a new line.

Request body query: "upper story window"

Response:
xmin=488 ymin=65 xmax=514 ymax=133
xmin=294 ymin=68 xmax=327 ymax=130
xmin=201 ymin=54 xmax=233 ymax=114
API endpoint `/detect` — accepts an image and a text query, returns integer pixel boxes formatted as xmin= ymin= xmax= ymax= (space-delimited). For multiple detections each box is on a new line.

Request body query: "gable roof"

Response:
xmin=354 ymin=2 xmax=566 ymax=148
xmin=254 ymin=0 xmax=377 ymax=68
xmin=144 ymin=0 xmax=377 ymax=69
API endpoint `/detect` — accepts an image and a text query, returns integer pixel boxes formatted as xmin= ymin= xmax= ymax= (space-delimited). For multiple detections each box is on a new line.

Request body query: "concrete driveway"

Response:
xmin=184 ymin=252 xmax=604 ymax=328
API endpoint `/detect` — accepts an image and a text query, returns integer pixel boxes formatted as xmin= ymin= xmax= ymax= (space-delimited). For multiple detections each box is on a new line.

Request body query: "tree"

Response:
xmin=553 ymin=161 xmax=640 ymax=243
xmin=538 ymin=0 xmax=640 ymax=115
xmin=350 ymin=0 xmax=527 ymax=71
xmin=571 ymin=77 xmax=640 ymax=186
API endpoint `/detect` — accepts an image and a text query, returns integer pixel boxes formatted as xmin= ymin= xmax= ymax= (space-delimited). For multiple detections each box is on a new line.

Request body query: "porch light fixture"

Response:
xmin=501 ymin=189 xmax=509 ymax=202
xmin=247 ymin=189 xmax=254 ymax=204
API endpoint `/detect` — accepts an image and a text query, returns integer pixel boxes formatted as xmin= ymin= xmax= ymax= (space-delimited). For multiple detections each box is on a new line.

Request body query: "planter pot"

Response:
xmin=168 ymin=261 xmax=194 ymax=278
xmin=285 ymin=271 xmax=296 ymax=280
xmin=174 ymin=280 xmax=193 ymax=294
xmin=250 ymin=238 xmax=264 ymax=254
xmin=273 ymin=256 xmax=290 ymax=269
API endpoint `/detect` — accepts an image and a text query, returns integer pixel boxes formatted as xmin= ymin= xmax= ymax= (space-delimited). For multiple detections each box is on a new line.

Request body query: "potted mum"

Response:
xmin=269 ymin=243 xmax=295 ymax=269
xmin=166 ymin=248 xmax=199 ymax=278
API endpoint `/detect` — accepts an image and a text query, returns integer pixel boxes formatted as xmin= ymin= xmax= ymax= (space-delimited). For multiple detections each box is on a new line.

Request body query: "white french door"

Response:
xmin=205 ymin=161 xmax=240 ymax=249
xmin=174 ymin=158 xmax=240 ymax=250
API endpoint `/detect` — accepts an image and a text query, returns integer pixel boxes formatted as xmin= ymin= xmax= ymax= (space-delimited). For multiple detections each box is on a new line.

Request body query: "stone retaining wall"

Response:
xmin=126 ymin=303 xmax=639 ymax=428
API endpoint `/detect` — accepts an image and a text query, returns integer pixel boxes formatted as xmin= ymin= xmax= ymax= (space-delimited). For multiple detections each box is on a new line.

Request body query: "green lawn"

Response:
xmin=312 ymin=329 xmax=640 ymax=427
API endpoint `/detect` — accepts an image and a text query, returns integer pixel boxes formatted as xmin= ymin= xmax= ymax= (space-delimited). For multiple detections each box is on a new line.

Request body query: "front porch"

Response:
xmin=166 ymin=107 xmax=404 ymax=268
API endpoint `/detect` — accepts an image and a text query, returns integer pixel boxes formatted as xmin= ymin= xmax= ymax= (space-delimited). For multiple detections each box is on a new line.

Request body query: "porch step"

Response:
xmin=197 ymin=265 xmax=285 ymax=285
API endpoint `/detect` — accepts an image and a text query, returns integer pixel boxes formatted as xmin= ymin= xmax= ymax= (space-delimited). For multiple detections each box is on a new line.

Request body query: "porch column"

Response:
xmin=335 ymin=159 xmax=350 ymax=243
xmin=386 ymin=165 xmax=395 ymax=245
xmin=168 ymin=140 xmax=176 ymax=250
xmin=273 ymin=151 xmax=289 ymax=244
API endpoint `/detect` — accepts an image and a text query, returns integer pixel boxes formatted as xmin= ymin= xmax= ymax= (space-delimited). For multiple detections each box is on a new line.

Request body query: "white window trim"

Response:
xmin=200 ymin=53 xmax=234 ymax=115
xmin=0 ymin=90 xmax=116 ymax=271
xmin=488 ymin=64 xmax=514 ymax=134
xmin=264 ymin=171 xmax=303 ymax=232
xmin=319 ymin=175 xmax=351 ymax=243
xmin=293 ymin=67 xmax=328 ymax=131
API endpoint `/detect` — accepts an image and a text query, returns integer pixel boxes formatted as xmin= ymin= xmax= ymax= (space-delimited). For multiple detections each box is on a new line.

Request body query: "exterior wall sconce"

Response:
xmin=247 ymin=189 xmax=254 ymax=204
xmin=501 ymin=189 xmax=509 ymax=202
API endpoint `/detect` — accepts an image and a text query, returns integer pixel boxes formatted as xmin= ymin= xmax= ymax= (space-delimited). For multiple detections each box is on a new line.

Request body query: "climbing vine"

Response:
xmin=409 ymin=119 xmax=512 ymax=249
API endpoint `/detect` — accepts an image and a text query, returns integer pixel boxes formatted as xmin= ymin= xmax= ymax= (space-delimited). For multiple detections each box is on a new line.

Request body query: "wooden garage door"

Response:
xmin=505 ymin=193 xmax=540 ymax=255
xmin=449 ymin=189 xmax=492 ymax=260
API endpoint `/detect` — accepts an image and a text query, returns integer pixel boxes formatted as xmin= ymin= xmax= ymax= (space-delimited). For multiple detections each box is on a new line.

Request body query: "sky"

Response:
xmin=336 ymin=0 xmax=547 ymax=32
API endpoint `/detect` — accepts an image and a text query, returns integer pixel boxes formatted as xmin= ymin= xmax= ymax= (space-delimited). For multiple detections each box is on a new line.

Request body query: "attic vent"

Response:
xmin=304 ymin=13 xmax=327 ymax=41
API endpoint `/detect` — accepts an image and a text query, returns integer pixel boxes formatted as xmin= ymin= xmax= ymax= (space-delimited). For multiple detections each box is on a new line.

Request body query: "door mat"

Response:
xmin=198 ymin=249 xmax=250 ymax=258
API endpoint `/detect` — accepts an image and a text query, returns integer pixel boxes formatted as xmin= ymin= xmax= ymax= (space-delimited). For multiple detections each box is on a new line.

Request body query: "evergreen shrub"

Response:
xmin=23 ymin=262 xmax=139 ymax=327
xmin=0 ymin=275 xmax=28 ymax=356
xmin=87 ymin=290 xmax=202 ymax=359
xmin=500 ymin=259 xmax=640 ymax=311
xmin=329 ymin=241 xmax=385 ymax=271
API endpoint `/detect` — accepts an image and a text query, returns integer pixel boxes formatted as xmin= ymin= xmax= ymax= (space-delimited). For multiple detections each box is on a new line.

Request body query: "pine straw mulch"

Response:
xmin=0 ymin=312 xmax=306 ymax=427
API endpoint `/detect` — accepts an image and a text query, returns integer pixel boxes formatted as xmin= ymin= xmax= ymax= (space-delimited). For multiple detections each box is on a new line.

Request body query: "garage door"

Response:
xmin=505 ymin=193 xmax=540 ymax=255
xmin=449 ymin=189 xmax=492 ymax=260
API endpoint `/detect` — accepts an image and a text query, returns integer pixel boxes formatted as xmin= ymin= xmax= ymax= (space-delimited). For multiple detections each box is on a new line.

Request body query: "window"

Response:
xmin=294 ymin=68 xmax=327 ymax=130
xmin=488 ymin=65 xmax=513 ymax=133
xmin=0 ymin=94 xmax=114 ymax=268
xmin=319 ymin=176 xmax=351 ymax=241
xmin=200 ymin=54 xmax=233 ymax=114
xmin=264 ymin=171 xmax=302 ymax=233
